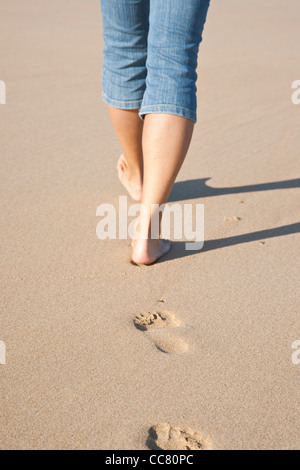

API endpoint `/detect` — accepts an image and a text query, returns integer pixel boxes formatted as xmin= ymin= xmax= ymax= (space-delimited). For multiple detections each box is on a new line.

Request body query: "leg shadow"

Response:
xmin=169 ymin=178 xmax=300 ymax=202
xmin=158 ymin=222 xmax=300 ymax=263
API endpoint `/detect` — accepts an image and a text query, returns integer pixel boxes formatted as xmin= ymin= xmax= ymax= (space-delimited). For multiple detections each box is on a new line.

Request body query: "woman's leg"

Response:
xmin=108 ymin=107 xmax=143 ymax=202
xmin=132 ymin=114 xmax=194 ymax=264
xmin=100 ymin=0 xmax=149 ymax=201
xmin=132 ymin=0 xmax=210 ymax=264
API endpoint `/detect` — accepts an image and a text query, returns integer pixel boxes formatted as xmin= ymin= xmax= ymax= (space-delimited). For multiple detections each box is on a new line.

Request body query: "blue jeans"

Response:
xmin=100 ymin=0 xmax=210 ymax=123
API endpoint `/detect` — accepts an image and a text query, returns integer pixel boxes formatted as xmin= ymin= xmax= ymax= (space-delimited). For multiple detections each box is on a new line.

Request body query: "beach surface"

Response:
xmin=0 ymin=0 xmax=299 ymax=450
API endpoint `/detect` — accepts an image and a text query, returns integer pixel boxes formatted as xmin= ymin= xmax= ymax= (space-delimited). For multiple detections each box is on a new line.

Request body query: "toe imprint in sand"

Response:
xmin=134 ymin=311 xmax=180 ymax=331
xmin=223 ymin=216 xmax=241 ymax=222
xmin=147 ymin=423 xmax=212 ymax=451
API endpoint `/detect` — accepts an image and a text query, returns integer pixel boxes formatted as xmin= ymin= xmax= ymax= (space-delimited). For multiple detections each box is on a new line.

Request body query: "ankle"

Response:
xmin=123 ymin=153 xmax=142 ymax=173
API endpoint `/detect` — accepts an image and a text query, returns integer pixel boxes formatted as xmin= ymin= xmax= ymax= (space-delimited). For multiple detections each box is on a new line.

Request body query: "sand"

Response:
xmin=0 ymin=0 xmax=299 ymax=450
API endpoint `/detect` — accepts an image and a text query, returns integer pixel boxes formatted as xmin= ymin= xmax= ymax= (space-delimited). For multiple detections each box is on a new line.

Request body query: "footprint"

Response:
xmin=134 ymin=311 xmax=180 ymax=331
xmin=134 ymin=311 xmax=188 ymax=355
xmin=150 ymin=331 xmax=189 ymax=354
xmin=147 ymin=423 xmax=212 ymax=451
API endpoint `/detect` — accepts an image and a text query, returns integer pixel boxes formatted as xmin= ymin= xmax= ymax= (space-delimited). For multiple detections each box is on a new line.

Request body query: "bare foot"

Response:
xmin=131 ymin=238 xmax=171 ymax=265
xmin=117 ymin=154 xmax=143 ymax=202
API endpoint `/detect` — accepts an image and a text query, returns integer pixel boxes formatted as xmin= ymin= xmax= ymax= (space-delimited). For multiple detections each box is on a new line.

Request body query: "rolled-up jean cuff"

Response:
xmin=102 ymin=91 xmax=143 ymax=110
xmin=139 ymin=104 xmax=197 ymax=123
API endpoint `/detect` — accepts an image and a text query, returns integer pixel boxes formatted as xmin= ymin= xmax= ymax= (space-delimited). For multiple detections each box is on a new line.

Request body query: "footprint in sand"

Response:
xmin=147 ymin=423 xmax=212 ymax=451
xmin=134 ymin=311 xmax=188 ymax=354
xmin=134 ymin=310 xmax=181 ymax=331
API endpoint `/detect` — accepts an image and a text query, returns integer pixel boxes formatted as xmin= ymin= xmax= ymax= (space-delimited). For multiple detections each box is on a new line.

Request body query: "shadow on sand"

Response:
xmin=169 ymin=177 xmax=300 ymax=202
xmin=160 ymin=222 xmax=300 ymax=263
xmin=156 ymin=178 xmax=300 ymax=263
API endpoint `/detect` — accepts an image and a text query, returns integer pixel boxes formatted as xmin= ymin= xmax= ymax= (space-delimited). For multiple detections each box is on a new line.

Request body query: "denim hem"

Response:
xmin=139 ymin=104 xmax=197 ymax=123
xmin=102 ymin=91 xmax=142 ymax=109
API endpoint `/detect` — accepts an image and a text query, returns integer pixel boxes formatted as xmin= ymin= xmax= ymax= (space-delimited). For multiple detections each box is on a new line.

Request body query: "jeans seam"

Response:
xmin=102 ymin=91 xmax=142 ymax=106
xmin=140 ymin=104 xmax=196 ymax=116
